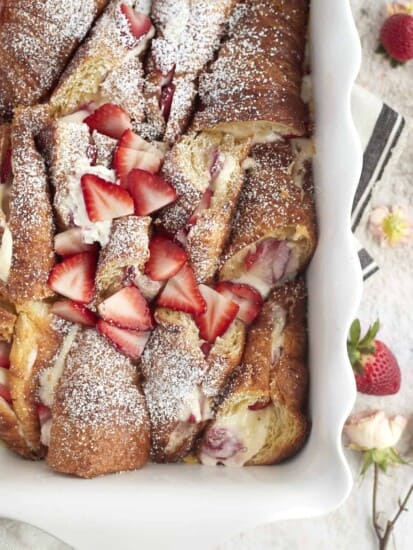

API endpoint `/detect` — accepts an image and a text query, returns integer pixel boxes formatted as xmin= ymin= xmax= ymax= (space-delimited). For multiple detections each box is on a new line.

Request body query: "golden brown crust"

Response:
xmin=0 ymin=302 xmax=16 ymax=342
xmin=0 ymin=399 xmax=36 ymax=459
xmin=192 ymin=0 xmax=308 ymax=137
xmin=8 ymin=302 xmax=65 ymax=456
xmin=7 ymin=106 xmax=55 ymax=304
xmin=0 ymin=0 xmax=110 ymax=121
xmin=47 ymin=329 xmax=150 ymax=478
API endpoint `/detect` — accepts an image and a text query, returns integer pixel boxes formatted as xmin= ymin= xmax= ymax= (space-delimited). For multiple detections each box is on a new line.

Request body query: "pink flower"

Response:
xmin=369 ymin=205 xmax=412 ymax=247
xmin=344 ymin=410 xmax=407 ymax=451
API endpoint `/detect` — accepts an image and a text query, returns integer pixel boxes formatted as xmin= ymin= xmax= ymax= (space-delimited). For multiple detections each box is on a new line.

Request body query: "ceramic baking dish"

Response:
xmin=0 ymin=1 xmax=363 ymax=548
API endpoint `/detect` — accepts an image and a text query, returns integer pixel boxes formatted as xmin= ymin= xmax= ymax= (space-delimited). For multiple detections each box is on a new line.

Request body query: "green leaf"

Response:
xmin=349 ymin=319 xmax=361 ymax=345
xmin=359 ymin=320 xmax=380 ymax=348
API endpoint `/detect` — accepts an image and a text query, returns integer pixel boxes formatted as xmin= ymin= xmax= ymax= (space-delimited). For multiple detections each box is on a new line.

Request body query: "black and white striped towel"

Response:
xmin=351 ymin=84 xmax=406 ymax=280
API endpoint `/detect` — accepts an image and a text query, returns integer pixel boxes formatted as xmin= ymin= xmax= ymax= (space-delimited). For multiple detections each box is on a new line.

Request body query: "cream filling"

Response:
xmin=39 ymin=325 xmax=79 ymax=408
xmin=40 ymin=419 xmax=52 ymax=447
xmin=291 ymin=138 xmax=315 ymax=190
xmin=0 ymin=224 xmax=12 ymax=283
xmin=200 ymin=406 xmax=272 ymax=467
xmin=213 ymin=156 xmax=237 ymax=187
xmin=0 ymin=366 xmax=9 ymax=387
xmin=66 ymin=158 xmax=116 ymax=247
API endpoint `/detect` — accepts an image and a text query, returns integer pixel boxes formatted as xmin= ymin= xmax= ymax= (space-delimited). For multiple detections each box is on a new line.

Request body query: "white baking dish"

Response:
xmin=0 ymin=1 xmax=363 ymax=548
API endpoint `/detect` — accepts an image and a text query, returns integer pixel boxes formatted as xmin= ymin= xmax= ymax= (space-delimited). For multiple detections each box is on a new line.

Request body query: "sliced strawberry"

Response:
xmin=97 ymin=320 xmax=150 ymax=360
xmin=81 ymin=173 xmax=134 ymax=222
xmin=157 ymin=263 xmax=206 ymax=315
xmin=84 ymin=103 xmax=132 ymax=140
xmin=0 ymin=384 xmax=11 ymax=404
xmin=48 ymin=251 xmax=97 ymax=304
xmin=188 ymin=188 xmax=213 ymax=225
xmin=113 ymin=129 xmax=163 ymax=186
xmin=0 ymin=342 xmax=11 ymax=368
xmin=201 ymin=342 xmax=212 ymax=356
xmin=54 ymin=228 xmax=98 ymax=257
xmin=51 ymin=299 xmax=97 ymax=326
xmin=145 ymin=235 xmax=187 ymax=281
xmin=37 ymin=404 xmax=52 ymax=426
xmin=128 ymin=169 xmax=177 ymax=216
xmin=194 ymin=285 xmax=239 ymax=344
xmin=160 ymin=82 xmax=176 ymax=121
xmin=244 ymin=239 xmax=290 ymax=287
xmin=120 ymin=3 xmax=153 ymax=39
xmin=215 ymin=282 xmax=263 ymax=324
xmin=1 ymin=148 xmax=12 ymax=183
xmin=98 ymin=285 xmax=153 ymax=330
xmin=248 ymin=400 xmax=271 ymax=411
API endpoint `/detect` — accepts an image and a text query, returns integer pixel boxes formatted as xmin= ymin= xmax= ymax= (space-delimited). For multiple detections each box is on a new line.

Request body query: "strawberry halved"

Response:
xmin=188 ymin=188 xmax=213 ymax=225
xmin=37 ymin=404 xmax=52 ymax=425
xmin=113 ymin=129 xmax=163 ymax=186
xmin=97 ymin=320 xmax=150 ymax=360
xmin=194 ymin=285 xmax=239 ymax=344
xmin=84 ymin=103 xmax=132 ymax=140
xmin=159 ymin=82 xmax=176 ymax=121
xmin=0 ymin=342 xmax=11 ymax=368
xmin=215 ymin=282 xmax=263 ymax=324
xmin=157 ymin=263 xmax=206 ymax=315
xmin=81 ymin=173 xmax=134 ymax=222
xmin=98 ymin=285 xmax=153 ymax=330
xmin=51 ymin=299 xmax=97 ymax=326
xmin=120 ymin=3 xmax=153 ymax=39
xmin=48 ymin=251 xmax=97 ymax=304
xmin=145 ymin=235 xmax=187 ymax=281
xmin=128 ymin=169 xmax=177 ymax=216
xmin=54 ymin=228 xmax=98 ymax=257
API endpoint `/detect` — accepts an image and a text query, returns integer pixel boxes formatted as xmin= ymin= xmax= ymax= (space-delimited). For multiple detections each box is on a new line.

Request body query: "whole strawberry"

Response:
xmin=347 ymin=319 xmax=401 ymax=395
xmin=379 ymin=13 xmax=413 ymax=63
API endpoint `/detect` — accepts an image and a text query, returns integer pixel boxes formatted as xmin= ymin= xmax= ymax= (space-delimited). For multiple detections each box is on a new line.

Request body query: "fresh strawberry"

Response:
xmin=157 ymin=263 xmax=206 ymax=315
xmin=347 ymin=319 xmax=401 ymax=395
xmin=48 ymin=252 xmax=97 ymax=304
xmin=120 ymin=3 xmax=153 ymax=39
xmin=37 ymin=404 xmax=52 ymax=426
xmin=97 ymin=320 xmax=150 ymax=360
xmin=194 ymin=284 xmax=239 ymax=344
xmin=128 ymin=169 xmax=177 ymax=216
xmin=98 ymin=285 xmax=153 ymax=330
xmin=215 ymin=282 xmax=263 ymax=324
xmin=145 ymin=235 xmax=187 ymax=281
xmin=113 ymin=129 xmax=163 ymax=186
xmin=0 ymin=342 xmax=11 ymax=368
xmin=379 ymin=13 xmax=413 ymax=63
xmin=159 ymin=82 xmax=176 ymax=121
xmin=0 ymin=148 xmax=12 ymax=183
xmin=188 ymin=189 xmax=213 ymax=225
xmin=84 ymin=103 xmax=132 ymax=140
xmin=51 ymin=299 xmax=97 ymax=326
xmin=81 ymin=173 xmax=134 ymax=222
xmin=54 ymin=228 xmax=98 ymax=257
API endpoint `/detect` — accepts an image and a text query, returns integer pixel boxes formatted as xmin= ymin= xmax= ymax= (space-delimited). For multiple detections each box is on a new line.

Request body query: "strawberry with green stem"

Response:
xmin=347 ymin=319 xmax=401 ymax=395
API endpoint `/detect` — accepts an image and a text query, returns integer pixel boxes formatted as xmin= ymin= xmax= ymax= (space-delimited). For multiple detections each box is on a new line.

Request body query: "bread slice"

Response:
xmin=0 ymin=302 xmax=16 ymax=342
xmin=6 ymin=106 xmax=55 ymax=304
xmin=219 ymin=141 xmax=316 ymax=299
xmin=49 ymin=0 xmax=154 ymax=118
xmin=47 ymin=328 xmax=151 ymax=478
xmin=199 ymin=278 xmax=309 ymax=466
xmin=8 ymin=301 xmax=68 ymax=457
xmin=191 ymin=0 xmax=309 ymax=140
xmin=0 ymin=398 xmax=36 ymax=459
xmin=155 ymin=131 xmax=251 ymax=283
xmin=0 ymin=0 xmax=110 ymax=120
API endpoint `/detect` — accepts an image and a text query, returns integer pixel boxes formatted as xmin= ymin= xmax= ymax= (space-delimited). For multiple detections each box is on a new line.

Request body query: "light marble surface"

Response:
xmin=1 ymin=1 xmax=412 ymax=549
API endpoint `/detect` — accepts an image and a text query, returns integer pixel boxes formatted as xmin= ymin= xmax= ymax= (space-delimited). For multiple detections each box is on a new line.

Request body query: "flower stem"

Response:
xmin=372 ymin=463 xmax=382 ymax=541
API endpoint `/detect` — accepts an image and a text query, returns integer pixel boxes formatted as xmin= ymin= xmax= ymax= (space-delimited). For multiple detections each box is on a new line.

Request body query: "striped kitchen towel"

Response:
xmin=351 ymin=84 xmax=407 ymax=280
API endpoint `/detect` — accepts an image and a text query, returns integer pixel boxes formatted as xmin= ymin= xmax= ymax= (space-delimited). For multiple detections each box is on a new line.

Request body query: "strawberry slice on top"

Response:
xmin=128 ymin=169 xmax=177 ymax=216
xmin=113 ymin=129 xmax=163 ymax=186
xmin=51 ymin=299 xmax=98 ymax=326
xmin=48 ymin=251 xmax=97 ymax=304
xmin=84 ymin=103 xmax=132 ymax=140
xmin=98 ymin=285 xmax=153 ymax=331
xmin=54 ymin=228 xmax=98 ymax=257
xmin=194 ymin=285 xmax=239 ymax=344
xmin=97 ymin=320 xmax=150 ymax=360
xmin=157 ymin=263 xmax=206 ymax=315
xmin=81 ymin=173 xmax=134 ymax=222
xmin=120 ymin=4 xmax=153 ymax=39
xmin=215 ymin=282 xmax=263 ymax=324
xmin=145 ymin=235 xmax=187 ymax=281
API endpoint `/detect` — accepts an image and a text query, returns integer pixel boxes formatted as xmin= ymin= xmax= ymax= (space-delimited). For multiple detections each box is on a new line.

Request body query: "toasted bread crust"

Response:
xmin=47 ymin=329 xmax=150 ymax=478
xmin=0 ymin=399 xmax=36 ymax=459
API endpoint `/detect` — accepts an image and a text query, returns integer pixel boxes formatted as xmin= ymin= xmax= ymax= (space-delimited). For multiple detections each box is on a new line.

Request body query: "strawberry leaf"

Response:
xmin=349 ymin=319 xmax=361 ymax=345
